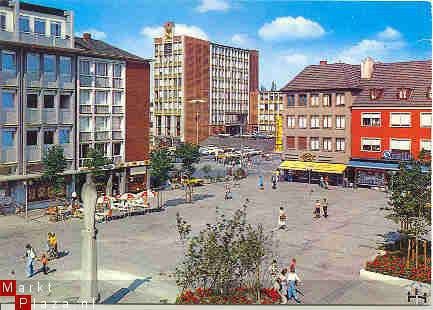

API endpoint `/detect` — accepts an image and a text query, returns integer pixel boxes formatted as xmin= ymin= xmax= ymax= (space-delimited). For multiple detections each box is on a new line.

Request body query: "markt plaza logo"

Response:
xmin=1 ymin=280 xmax=31 ymax=310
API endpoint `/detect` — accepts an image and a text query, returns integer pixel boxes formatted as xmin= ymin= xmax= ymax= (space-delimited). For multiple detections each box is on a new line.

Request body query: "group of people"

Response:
xmin=23 ymin=232 xmax=59 ymax=278
xmin=314 ymin=198 xmax=329 ymax=218
xmin=269 ymin=258 xmax=302 ymax=304
xmin=319 ymin=176 xmax=329 ymax=189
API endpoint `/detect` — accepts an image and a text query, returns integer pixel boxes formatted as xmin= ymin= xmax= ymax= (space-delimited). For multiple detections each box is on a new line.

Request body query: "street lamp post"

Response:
xmin=189 ymin=99 xmax=206 ymax=145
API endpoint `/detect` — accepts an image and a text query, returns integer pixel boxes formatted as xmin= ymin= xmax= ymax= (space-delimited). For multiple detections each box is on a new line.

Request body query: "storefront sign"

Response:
xmin=382 ymin=150 xmax=412 ymax=161
xmin=300 ymin=153 xmax=315 ymax=162
xmin=28 ymin=182 xmax=65 ymax=202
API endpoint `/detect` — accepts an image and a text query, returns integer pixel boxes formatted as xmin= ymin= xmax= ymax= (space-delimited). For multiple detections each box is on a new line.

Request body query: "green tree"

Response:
xmin=150 ymin=148 xmax=173 ymax=188
xmin=388 ymin=153 xmax=431 ymax=268
xmin=42 ymin=145 xmax=67 ymax=202
xmin=83 ymin=147 xmax=113 ymax=185
xmin=176 ymin=143 xmax=200 ymax=202
xmin=175 ymin=200 xmax=274 ymax=301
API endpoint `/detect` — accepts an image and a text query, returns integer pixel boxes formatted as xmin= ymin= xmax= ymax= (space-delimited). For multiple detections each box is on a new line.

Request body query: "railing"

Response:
xmin=61 ymin=143 xmax=73 ymax=159
xmin=112 ymin=155 xmax=123 ymax=165
xmin=112 ymin=130 xmax=123 ymax=140
xmin=112 ymin=106 xmax=124 ymax=114
xmin=25 ymin=72 xmax=41 ymax=88
xmin=25 ymin=146 xmax=41 ymax=162
xmin=19 ymin=32 xmax=71 ymax=48
xmin=59 ymin=110 xmax=72 ymax=123
xmin=95 ymin=131 xmax=110 ymax=141
xmin=1 ymin=148 xmax=17 ymax=163
xmin=0 ymin=109 xmax=18 ymax=124
xmin=95 ymin=105 xmax=110 ymax=114
xmin=79 ymin=132 xmax=92 ymax=142
xmin=25 ymin=108 xmax=41 ymax=123
xmin=0 ymin=70 xmax=18 ymax=86
xmin=42 ymin=73 xmax=58 ymax=88
xmin=79 ymin=105 xmax=92 ymax=114
xmin=41 ymin=109 xmax=57 ymax=124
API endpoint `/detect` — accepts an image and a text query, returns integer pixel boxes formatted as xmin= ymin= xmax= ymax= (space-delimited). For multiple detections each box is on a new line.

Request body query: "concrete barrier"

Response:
xmin=359 ymin=268 xmax=431 ymax=289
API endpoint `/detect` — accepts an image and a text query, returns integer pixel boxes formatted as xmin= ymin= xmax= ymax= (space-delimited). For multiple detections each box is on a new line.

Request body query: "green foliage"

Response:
xmin=42 ymin=145 xmax=67 ymax=198
xmin=175 ymin=202 xmax=274 ymax=297
xmin=175 ymin=143 xmax=200 ymax=178
xmin=388 ymin=154 xmax=431 ymax=236
xmin=150 ymin=148 xmax=174 ymax=188
xmin=83 ymin=147 xmax=113 ymax=184
xmin=201 ymin=164 xmax=212 ymax=178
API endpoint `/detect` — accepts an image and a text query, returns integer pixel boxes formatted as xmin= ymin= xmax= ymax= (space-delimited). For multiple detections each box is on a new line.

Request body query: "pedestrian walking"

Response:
xmin=324 ymin=176 xmax=329 ymax=189
xmin=268 ymin=259 xmax=279 ymax=284
xmin=24 ymin=244 xmax=36 ymax=278
xmin=319 ymin=176 xmax=324 ymax=188
xmin=322 ymin=198 xmax=328 ymax=218
xmin=287 ymin=266 xmax=301 ymax=303
xmin=271 ymin=174 xmax=277 ymax=190
xmin=40 ymin=254 xmax=48 ymax=275
xmin=314 ymin=200 xmax=321 ymax=218
xmin=289 ymin=258 xmax=297 ymax=272
xmin=278 ymin=207 xmax=287 ymax=230
xmin=224 ymin=183 xmax=232 ymax=200
xmin=258 ymin=175 xmax=264 ymax=190
xmin=278 ymin=268 xmax=289 ymax=304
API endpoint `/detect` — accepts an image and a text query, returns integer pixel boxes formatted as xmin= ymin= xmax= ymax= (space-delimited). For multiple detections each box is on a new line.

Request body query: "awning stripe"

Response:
xmin=279 ymin=161 xmax=346 ymax=174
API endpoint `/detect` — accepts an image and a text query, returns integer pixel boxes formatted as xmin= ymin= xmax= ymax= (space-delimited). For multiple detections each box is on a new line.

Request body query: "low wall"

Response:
xmin=359 ymin=268 xmax=431 ymax=288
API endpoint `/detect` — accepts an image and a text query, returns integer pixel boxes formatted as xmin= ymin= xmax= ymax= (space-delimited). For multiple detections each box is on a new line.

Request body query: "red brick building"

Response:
xmin=349 ymin=58 xmax=431 ymax=187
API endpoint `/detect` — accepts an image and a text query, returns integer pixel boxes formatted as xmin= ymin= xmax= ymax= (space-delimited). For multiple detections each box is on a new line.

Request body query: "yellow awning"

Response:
xmin=279 ymin=161 xmax=346 ymax=174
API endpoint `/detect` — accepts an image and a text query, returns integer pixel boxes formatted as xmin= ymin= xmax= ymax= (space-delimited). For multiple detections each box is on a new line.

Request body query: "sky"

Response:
xmin=30 ymin=0 xmax=431 ymax=88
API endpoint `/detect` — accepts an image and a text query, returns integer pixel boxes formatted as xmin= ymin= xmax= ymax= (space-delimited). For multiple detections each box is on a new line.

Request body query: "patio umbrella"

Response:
xmin=120 ymin=193 xmax=136 ymax=200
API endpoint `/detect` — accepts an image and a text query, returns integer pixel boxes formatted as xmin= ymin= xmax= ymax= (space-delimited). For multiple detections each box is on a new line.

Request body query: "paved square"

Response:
xmin=0 ymin=170 xmax=413 ymax=304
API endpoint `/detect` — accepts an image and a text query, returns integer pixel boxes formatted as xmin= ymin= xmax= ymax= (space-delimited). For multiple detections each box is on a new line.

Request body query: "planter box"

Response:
xmin=360 ymin=268 xmax=431 ymax=288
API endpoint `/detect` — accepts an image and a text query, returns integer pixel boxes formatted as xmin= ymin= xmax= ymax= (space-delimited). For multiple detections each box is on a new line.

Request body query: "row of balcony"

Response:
xmin=79 ymin=130 xmax=124 ymax=142
xmin=79 ymin=75 xmax=124 ymax=89
xmin=0 ymin=143 xmax=73 ymax=164
xmin=79 ymin=154 xmax=123 ymax=168
xmin=0 ymin=108 xmax=73 ymax=125
xmin=0 ymin=30 xmax=72 ymax=49
xmin=0 ymin=71 xmax=74 ymax=89
xmin=79 ymin=105 xmax=124 ymax=115
xmin=153 ymin=73 xmax=182 ymax=79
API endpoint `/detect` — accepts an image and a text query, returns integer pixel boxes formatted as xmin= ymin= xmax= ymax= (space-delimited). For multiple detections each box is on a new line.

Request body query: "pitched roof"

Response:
xmin=75 ymin=37 xmax=146 ymax=62
xmin=354 ymin=60 xmax=432 ymax=106
xmin=280 ymin=63 xmax=361 ymax=91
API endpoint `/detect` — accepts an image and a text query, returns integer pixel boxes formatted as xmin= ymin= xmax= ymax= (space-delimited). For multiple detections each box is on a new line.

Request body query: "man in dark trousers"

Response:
xmin=322 ymin=198 xmax=328 ymax=218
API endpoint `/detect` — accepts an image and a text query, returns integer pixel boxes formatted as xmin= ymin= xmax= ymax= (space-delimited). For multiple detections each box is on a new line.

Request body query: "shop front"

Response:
xmin=279 ymin=160 xmax=347 ymax=186
xmin=347 ymin=160 xmax=400 ymax=188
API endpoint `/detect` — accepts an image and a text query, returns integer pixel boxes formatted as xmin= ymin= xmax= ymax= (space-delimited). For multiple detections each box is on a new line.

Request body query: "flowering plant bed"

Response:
xmin=176 ymin=287 xmax=281 ymax=304
xmin=365 ymin=254 xmax=431 ymax=284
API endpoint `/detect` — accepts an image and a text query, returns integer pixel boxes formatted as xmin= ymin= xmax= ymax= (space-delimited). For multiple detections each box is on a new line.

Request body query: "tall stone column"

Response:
xmin=80 ymin=174 xmax=99 ymax=303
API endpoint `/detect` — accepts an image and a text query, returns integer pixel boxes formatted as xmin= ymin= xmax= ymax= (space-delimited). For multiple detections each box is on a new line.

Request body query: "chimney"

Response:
xmin=320 ymin=60 xmax=327 ymax=65
xmin=83 ymin=32 xmax=91 ymax=41
xmin=361 ymin=57 xmax=375 ymax=79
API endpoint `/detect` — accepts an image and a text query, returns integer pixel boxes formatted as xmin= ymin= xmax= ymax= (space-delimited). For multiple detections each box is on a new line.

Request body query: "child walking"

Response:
xmin=40 ymin=254 xmax=48 ymax=275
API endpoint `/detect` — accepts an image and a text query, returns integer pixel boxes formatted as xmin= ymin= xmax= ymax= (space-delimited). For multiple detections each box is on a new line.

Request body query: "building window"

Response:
xmin=80 ymin=143 xmax=90 ymax=158
xmin=397 ymin=88 xmax=412 ymax=100
xmin=390 ymin=138 xmax=411 ymax=152
xmin=287 ymin=95 xmax=295 ymax=106
xmin=60 ymin=95 xmax=70 ymax=109
xmin=43 ymin=131 xmax=54 ymax=145
xmin=26 ymin=131 xmax=38 ymax=146
xmin=298 ymin=115 xmax=307 ymax=128
xmin=80 ymin=60 xmax=91 ymax=75
xmin=2 ymin=130 xmax=15 ymax=148
xmin=420 ymin=113 xmax=432 ymax=127
xmin=113 ymin=91 xmax=122 ymax=106
xmin=323 ymin=138 xmax=332 ymax=152
xmin=336 ymin=93 xmax=345 ymax=106
xmin=113 ymin=143 xmax=121 ymax=156
xmin=50 ymin=22 xmax=61 ymax=37
xmin=286 ymin=136 xmax=295 ymax=149
xmin=79 ymin=117 xmax=91 ymax=132
xmin=95 ymin=62 xmax=108 ymax=76
xmin=362 ymin=112 xmax=381 ymax=126
xmin=390 ymin=112 xmax=411 ymax=127
xmin=336 ymin=138 xmax=345 ymax=152
xmin=322 ymin=94 xmax=331 ymax=106
xmin=43 ymin=95 xmax=55 ymax=108
xmin=310 ymin=137 xmax=320 ymax=151
xmin=1 ymin=92 xmax=14 ymax=109
xmin=369 ymin=89 xmax=383 ymax=100
xmin=299 ymin=94 xmax=307 ymax=106
xmin=322 ymin=115 xmax=332 ymax=128
xmin=428 ymin=87 xmax=432 ymax=100
xmin=27 ymin=94 xmax=38 ymax=108
xmin=298 ymin=137 xmax=307 ymax=150
xmin=336 ymin=115 xmax=346 ymax=129
xmin=19 ymin=16 xmax=30 ymax=33
xmin=80 ymin=90 xmax=91 ymax=105
xmin=164 ymin=43 xmax=172 ymax=56
xmin=113 ymin=64 xmax=122 ymax=78
xmin=1 ymin=51 xmax=16 ymax=72
xmin=287 ymin=115 xmax=296 ymax=128
xmin=310 ymin=116 xmax=320 ymax=129
xmin=26 ymin=53 xmax=40 ymax=73
xmin=34 ymin=18 xmax=46 ymax=35
xmin=95 ymin=117 xmax=109 ymax=131
xmin=361 ymin=138 xmax=381 ymax=152
xmin=43 ymin=55 xmax=56 ymax=73
xmin=420 ymin=139 xmax=431 ymax=152
xmin=60 ymin=57 xmax=72 ymax=76
xmin=0 ymin=14 xmax=6 ymax=31
xmin=95 ymin=91 xmax=108 ymax=105
xmin=310 ymin=95 xmax=319 ymax=107
xmin=59 ymin=129 xmax=70 ymax=144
